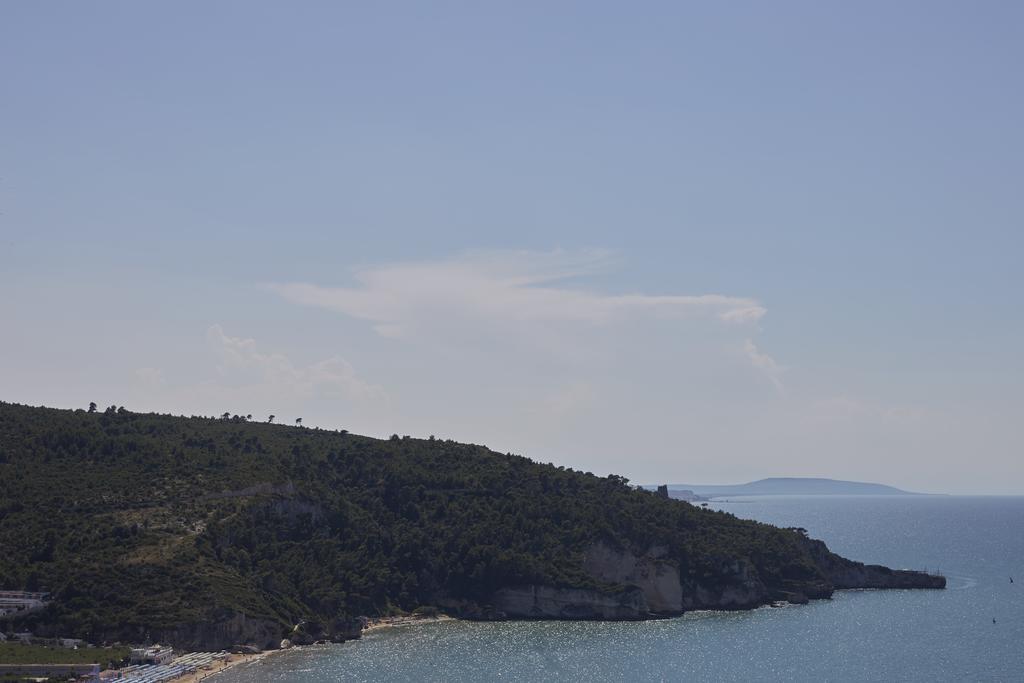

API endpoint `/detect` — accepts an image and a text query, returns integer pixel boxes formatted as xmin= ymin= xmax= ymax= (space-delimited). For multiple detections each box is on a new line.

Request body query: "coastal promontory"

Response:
xmin=0 ymin=403 xmax=943 ymax=650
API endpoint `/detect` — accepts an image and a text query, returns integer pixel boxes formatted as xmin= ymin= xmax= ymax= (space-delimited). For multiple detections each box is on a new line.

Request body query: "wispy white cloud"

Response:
xmin=267 ymin=250 xmax=766 ymax=345
xmin=254 ymin=249 xmax=806 ymax=474
xmin=206 ymin=324 xmax=387 ymax=404
xmin=744 ymin=339 xmax=785 ymax=393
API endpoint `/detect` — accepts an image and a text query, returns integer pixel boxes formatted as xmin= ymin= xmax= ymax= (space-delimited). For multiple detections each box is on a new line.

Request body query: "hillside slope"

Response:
xmin=0 ymin=403 xmax=943 ymax=649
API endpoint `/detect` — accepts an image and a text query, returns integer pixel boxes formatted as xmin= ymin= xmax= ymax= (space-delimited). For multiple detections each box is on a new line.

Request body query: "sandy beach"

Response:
xmin=362 ymin=614 xmax=456 ymax=634
xmin=103 ymin=650 xmax=274 ymax=683
xmin=167 ymin=615 xmax=453 ymax=681
xmin=106 ymin=615 xmax=456 ymax=681
xmin=182 ymin=652 xmax=272 ymax=682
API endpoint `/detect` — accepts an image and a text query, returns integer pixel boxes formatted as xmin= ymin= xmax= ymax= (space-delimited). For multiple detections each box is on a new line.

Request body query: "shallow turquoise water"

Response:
xmin=217 ymin=496 xmax=1024 ymax=681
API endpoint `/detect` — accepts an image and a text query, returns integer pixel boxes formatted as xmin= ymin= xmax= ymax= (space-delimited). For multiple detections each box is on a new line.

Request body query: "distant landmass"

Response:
xmin=664 ymin=477 xmax=927 ymax=499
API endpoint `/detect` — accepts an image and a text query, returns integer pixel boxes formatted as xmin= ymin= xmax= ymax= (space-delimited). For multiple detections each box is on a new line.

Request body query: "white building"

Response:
xmin=0 ymin=591 xmax=50 ymax=615
xmin=130 ymin=645 xmax=174 ymax=665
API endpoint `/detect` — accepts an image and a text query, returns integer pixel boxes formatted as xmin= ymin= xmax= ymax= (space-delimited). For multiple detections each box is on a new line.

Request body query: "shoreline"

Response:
xmin=167 ymin=615 xmax=455 ymax=681
xmin=362 ymin=613 xmax=457 ymax=634
xmin=110 ymin=587 xmax=946 ymax=681
xmin=100 ymin=650 xmax=277 ymax=683
xmin=184 ymin=650 xmax=275 ymax=682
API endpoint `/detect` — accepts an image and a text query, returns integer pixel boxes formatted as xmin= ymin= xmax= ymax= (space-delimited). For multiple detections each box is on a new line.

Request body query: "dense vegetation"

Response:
xmin=0 ymin=643 xmax=128 ymax=667
xmin=0 ymin=402 xmax=825 ymax=645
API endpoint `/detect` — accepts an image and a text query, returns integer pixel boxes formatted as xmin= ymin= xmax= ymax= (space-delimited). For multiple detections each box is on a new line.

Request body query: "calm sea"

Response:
xmin=217 ymin=496 xmax=1024 ymax=682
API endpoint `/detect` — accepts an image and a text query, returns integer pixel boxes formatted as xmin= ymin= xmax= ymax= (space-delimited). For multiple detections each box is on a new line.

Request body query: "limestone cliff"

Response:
xmin=491 ymin=585 xmax=648 ymax=619
xmin=472 ymin=537 xmax=944 ymax=621
xmin=582 ymin=543 xmax=821 ymax=613
xmin=797 ymin=537 xmax=946 ymax=590
xmin=582 ymin=542 xmax=682 ymax=613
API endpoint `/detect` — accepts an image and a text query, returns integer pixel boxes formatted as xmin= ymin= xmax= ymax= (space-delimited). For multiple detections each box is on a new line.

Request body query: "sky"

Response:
xmin=1 ymin=1 xmax=1021 ymax=493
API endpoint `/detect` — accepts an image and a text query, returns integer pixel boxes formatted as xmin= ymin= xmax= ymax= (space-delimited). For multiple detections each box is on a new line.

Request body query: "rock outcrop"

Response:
xmin=151 ymin=541 xmax=945 ymax=645
xmin=797 ymin=537 xmax=946 ymax=590
xmin=491 ymin=585 xmax=648 ymax=619
xmin=582 ymin=542 xmax=683 ymax=614
xmin=32 ymin=611 xmax=282 ymax=652
xmin=286 ymin=617 xmax=363 ymax=646
xmin=477 ymin=536 xmax=944 ymax=622
xmin=680 ymin=557 xmax=774 ymax=610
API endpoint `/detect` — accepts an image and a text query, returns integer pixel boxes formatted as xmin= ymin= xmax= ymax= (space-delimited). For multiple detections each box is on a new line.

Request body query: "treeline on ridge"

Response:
xmin=0 ymin=401 xmax=818 ymax=644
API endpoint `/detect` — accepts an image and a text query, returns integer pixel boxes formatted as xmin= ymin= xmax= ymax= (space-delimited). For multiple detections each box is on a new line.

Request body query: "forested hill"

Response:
xmin=0 ymin=402 xmax=943 ymax=650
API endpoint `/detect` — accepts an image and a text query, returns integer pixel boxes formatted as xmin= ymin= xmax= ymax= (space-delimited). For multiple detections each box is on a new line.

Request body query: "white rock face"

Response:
xmin=680 ymin=558 xmax=769 ymax=610
xmin=582 ymin=542 xmax=683 ymax=614
xmin=492 ymin=585 xmax=647 ymax=619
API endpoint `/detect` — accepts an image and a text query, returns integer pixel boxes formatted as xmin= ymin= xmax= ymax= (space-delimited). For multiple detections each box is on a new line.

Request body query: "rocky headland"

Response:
xmin=0 ymin=402 xmax=945 ymax=652
xmin=441 ymin=538 xmax=943 ymax=623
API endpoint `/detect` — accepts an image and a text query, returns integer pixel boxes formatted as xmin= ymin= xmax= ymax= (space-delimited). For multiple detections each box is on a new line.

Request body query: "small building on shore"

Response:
xmin=0 ymin=590 xmax=50 ymax=616
xmin=130 ymin=645 xmax=174 ymax=665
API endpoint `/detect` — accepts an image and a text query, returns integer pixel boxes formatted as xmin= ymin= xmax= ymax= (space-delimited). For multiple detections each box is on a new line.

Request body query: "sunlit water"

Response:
xmin=217 ymin=496 xmax=1024 ymax=681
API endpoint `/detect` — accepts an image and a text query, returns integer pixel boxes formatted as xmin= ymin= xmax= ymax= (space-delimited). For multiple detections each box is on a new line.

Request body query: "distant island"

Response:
xmin=661 ymin=477 xmax=928 ymax=500
xmin=0 ymin=403 xmax=943 ymax=653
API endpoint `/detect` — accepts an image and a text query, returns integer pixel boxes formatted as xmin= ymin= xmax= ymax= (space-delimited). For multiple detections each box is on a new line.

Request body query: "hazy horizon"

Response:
xmin=0 ymin=398 xmax=995 ymax=497
xmin=3 ymin=2 xmax=1022 ymax=494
